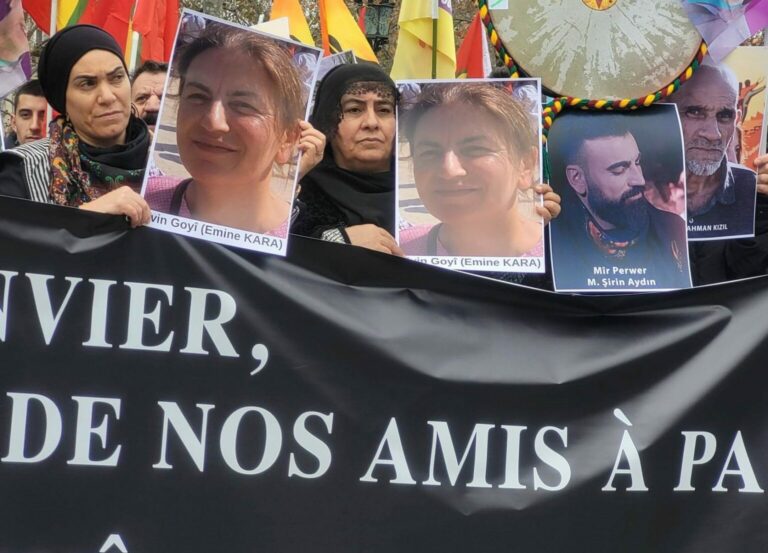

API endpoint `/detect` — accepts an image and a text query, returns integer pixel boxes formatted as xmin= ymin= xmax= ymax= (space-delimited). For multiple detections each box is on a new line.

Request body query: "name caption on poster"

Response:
xmin=588 ymin=266 xmax=656 ymax=288
xmin=689 ymin=224 xmax=728 ymax=232
xmin=409 ymin=256 xmax=544 ymax=273
xmin=150 ymin=212 xmax=284 ymax=253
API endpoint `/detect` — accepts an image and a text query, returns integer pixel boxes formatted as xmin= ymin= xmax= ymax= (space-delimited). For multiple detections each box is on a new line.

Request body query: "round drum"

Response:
xmin=487 ymin=0 xmax=703 ymax=99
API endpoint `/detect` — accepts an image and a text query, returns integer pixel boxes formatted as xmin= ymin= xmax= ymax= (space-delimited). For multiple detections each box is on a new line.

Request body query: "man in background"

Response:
xmin=5 ymin=79 xmax=46 ymax=147
xmin=131 ymin=60 xmax=167 ymax=132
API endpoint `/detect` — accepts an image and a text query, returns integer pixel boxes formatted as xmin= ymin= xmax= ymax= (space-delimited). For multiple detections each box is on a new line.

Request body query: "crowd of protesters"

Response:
xmin=0 ymin=23 xmax=767 ymax=289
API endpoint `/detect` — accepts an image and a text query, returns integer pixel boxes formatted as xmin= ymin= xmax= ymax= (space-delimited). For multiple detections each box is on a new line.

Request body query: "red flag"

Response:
xmin=455 ymin=12 xmax=491 ymax=78
xmin=22 ymin=0 xmax=51 ymax=34
xmin=357 ymin=4 xmax=366 ymax=33
xmin=132 ymin=0 xmax=180 ymax=62
xmin=22 ymin=0 xmax=134 ymax=47
xmin=79 ymin=0 xmax=135 ymax=48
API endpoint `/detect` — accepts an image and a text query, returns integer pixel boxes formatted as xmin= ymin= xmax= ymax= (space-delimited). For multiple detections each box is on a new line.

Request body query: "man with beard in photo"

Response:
xmin=548 ymin=110 xmax=691 ymax=291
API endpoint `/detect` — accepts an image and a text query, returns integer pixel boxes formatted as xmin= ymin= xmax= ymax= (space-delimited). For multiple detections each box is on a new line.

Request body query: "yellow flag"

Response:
xmin=270 ymin=0 xmax=315 ymax=47
xmin=390 ymin=0 xmax=456 ymax=79
xmin=57 ymin=0 xmax=88 ymax=30
xmin=319 ymin=0 xmax=378 ymax=63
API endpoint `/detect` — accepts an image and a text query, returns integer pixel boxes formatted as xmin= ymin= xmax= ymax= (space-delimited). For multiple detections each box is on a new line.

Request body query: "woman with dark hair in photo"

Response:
xmin=291 ymin=62 xmax=404 ymax=255
xmin=144 ymin=23 xmax=309 ymax=237
xmin=0 ymin=24 xmax=151 ymax=226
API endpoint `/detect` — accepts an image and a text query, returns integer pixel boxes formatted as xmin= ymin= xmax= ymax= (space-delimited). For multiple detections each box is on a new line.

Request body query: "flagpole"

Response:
xmin=431 ymin=0 xmax=438 ymax=78
xmin=125 ymin=1 xmax=139 ymax=74
xmin=319 ymin=0 xmax=330 ymax=56
xmin=49 ymin=0 xmax=58 ymax=34
xmin=479 ymin=13 xmax=492 ymax=77
xmin=47 ymin=0 xmax=59 ymax=127
xmin=128 ymin=31 xmax=141 ymax=73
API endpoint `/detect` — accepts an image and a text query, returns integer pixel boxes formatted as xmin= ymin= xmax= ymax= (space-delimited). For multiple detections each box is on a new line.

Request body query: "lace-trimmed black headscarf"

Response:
xmin=310 ymin=62 xmax=396 ymax=151
xmin=299 ymin=62 xmax=398 ymax=234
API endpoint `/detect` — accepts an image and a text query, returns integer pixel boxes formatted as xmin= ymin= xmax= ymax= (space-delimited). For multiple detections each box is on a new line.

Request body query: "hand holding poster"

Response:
xmin=396 ymin=79 xmax=546 ymax=273
xmin=548 ymin=106 xmax=693 ymax=292
xmin=141 ymin=10 xmax=322 ymax=256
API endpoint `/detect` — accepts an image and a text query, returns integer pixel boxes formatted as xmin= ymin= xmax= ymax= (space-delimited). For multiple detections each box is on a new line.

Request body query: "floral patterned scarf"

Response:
xmin=48 ymin=116 xmax=149 ymax=206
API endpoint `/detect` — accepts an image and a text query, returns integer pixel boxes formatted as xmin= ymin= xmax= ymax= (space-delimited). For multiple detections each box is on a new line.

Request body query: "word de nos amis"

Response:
xmin=0 ymin=270 xmax=763 ymax=494
xmin=0 ymin=395 xmax=762 ymax=494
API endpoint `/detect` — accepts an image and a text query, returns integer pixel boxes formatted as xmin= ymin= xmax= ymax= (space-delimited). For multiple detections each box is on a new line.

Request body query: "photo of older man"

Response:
xmin=669 ymin=60 xmax=757 ymax=240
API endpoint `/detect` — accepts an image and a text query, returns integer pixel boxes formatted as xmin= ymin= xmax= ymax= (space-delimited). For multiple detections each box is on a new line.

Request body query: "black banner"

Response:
xmin=1 ymin=196 xmax=767 ymax=553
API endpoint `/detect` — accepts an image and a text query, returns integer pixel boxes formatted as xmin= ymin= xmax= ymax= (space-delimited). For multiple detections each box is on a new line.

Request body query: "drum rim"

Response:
xmin=477 ymin=0 xmax=705 ymax=104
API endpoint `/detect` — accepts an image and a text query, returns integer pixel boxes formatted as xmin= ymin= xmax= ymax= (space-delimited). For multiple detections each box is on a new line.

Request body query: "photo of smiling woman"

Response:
xmin=397 ymin=79 xmax=547 ymax=273
xmin=142 ymin=12 xmax=321 ymax=255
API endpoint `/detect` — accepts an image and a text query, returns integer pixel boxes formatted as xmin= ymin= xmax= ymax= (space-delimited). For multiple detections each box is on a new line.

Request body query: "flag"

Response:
xmin=319 ymin=0 xmax=377 ymax=63
xmin=22 ymin=0 xmax=133 ymax=47
xmin=357 ymin=3 xmax=366 ymax=33
xmin=79 ymin=0 xmax=134 ymax=48
xmin=682 ymin=0 xmax=768 ymax=60
xmin=57 ymin=0 xmax=88 ymax=31
xmin=270 ymin=0 xmax=314 ymax=46
xmin=390 ymin=0 xmax=456 ymax=79
xmin=22 ymin=0 xmax=86 ymax=34
xmin=455 ymin=11 xmax=491 ymax=78
xmin=132 ymin=0 xmax=180 ymax=62
xmin=21 ymin=0 xmax=51 ymax=34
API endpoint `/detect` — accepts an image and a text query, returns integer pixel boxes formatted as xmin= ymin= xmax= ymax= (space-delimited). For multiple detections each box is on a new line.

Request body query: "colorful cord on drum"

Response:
xmin=477 ymin=0 xmax=520 ymax=78
xmin=476 ymin=0 xmax=708 ymax=143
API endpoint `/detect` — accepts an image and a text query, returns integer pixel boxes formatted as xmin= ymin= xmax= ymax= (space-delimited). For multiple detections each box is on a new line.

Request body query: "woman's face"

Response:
xmin=331 ymin=89 xmax=395 ymax=173
xmin=411 ymin=104 xmax=528 ymax=224
xmin=66 ymin=50 xmax=131 ymax=148
xmin=177 ymin=48 xmax=294 ymax=189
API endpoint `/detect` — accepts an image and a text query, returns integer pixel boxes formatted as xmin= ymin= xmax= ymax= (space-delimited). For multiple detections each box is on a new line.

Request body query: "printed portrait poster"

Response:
xmin=396 ymin=78 xmax=546 ymax=274
xmin=141 ymin=10 xmax=322 ymax=255
xmin=548 ymin=106 xmax=693 ymax=293
xmin=0 ymin=0 xmax=31 ymax=99
xmin=723 ymin=46 xmax=768 ymax=168
xmin=308 ymin=50 xmax=356 ymax=111
xmin=317 ymin=50 xmax=356 ymax=83
xmin=667 ymin=56 xmax=759 ymax=241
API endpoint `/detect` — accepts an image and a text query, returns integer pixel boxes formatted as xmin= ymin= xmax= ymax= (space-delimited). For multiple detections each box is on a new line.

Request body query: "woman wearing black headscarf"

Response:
xmin=291 ymin=63 xmax=403 ymax=255
xmin=0 ymin=24 xmax=150 ymax=226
